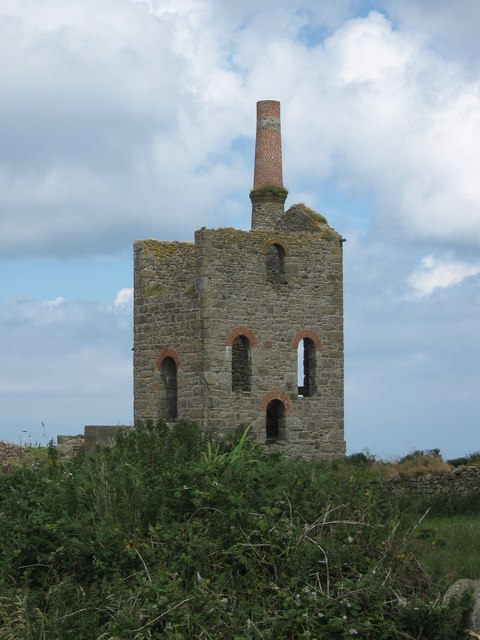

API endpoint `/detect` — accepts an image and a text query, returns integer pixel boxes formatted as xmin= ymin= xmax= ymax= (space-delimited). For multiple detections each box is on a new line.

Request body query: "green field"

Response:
xmin=416 ymin=514 xmax=480 ymax=584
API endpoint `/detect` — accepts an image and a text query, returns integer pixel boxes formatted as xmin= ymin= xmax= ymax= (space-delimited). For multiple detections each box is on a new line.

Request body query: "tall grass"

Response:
xmin=415 ymin=515 xmax=480 ymax=583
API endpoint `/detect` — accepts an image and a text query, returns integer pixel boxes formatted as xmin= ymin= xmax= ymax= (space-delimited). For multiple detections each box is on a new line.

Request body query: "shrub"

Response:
xmin=0 ymin=424 xmax=473 ymax=638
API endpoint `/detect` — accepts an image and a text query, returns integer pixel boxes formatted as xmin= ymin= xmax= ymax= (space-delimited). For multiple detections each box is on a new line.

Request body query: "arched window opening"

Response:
xmin=266 ymin=243 xmax=287 ymax=285
xmin=161 ymin=356 xmax=178 ymax=420
xmin=232 ymin=335 xmax=251 ymax=392
xmin=266 ymin=399 xmax=286 ymax=441
xmin=298 ymin=338 xmax=316 ymax=397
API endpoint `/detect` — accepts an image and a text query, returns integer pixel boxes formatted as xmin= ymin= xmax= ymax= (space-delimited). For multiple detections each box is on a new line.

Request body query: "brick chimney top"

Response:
xmin=250 ymin=100 xmax=287 ymax=230
xmin=253 ymin=100 xmax=283 ymax=189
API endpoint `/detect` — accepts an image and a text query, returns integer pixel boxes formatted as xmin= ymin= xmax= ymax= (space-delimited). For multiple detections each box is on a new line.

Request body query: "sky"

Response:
xmin=0 ymin=0 xmax=479 ymax=458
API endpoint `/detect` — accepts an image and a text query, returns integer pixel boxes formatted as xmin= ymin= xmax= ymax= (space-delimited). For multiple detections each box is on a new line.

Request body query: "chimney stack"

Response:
xmin=250 ymin=100 xmax=287 ymax=230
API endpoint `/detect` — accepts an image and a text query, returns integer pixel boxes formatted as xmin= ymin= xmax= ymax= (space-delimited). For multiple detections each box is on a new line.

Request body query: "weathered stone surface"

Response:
xmin=133 ymin=216 xmax=345 ymax=459
xmin=0 ymin=441 xmax=37 ymax=467
xmin=385 ymin=466 xmax=480 ymax=497
xmin=57 ymin=435 xmax=84 ymax=459
xmin=84 ymin=426 xmax=132 ymax=453
xmin=444 ymin=579 xmax=480 ymax=631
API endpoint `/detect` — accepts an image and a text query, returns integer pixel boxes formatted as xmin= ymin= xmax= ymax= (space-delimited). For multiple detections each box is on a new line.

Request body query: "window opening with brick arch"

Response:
xmin=297 ymin=338 xmax=316 ymax=397
xmin=160 ymin=356 xmax=178 ymax=420
xmin=232 ymin=335 xmax=252 ymax=392
xmin=266 ymin=399 xmax=286 ymax=440
xmin=266 ymin=242 xmax=287 ymax=284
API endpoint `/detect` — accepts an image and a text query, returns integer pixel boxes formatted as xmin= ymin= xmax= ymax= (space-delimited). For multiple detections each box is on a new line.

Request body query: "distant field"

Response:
xmin=416 ymin=514 xmax=480 ymax=584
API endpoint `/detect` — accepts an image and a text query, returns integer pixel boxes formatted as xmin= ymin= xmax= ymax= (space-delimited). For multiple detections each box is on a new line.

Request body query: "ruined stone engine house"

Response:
xmin=133 ymin=100 xmax=345 ymax=458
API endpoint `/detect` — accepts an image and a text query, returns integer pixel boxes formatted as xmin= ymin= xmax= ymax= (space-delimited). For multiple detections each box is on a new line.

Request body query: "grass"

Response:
xmin=382 ymin=455 xmax=453 ymax=479
xmin=250 ymin=185 xmax=288 ymax=197
xmin=344 ymin=448 xmax=464 ymax=479
xmin=415 ymin=514 xmax=480 ymax=584
xmin=287 ymin=202 xmax=328 ymax=225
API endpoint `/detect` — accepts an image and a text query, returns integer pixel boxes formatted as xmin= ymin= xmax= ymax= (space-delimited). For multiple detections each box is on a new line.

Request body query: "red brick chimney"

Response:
xmin=250 ymin=100 xmax=288 ymax=230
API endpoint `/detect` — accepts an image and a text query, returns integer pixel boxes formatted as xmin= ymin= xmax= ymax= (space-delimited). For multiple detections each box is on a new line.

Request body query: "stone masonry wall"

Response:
xmin=133 ymin=209 xmax=345 ymax=459
xmin=250 ymin=192 xmax=287 ymax=230
xmin=134 ymin=240 xmax=203 ymax=424
xmin=193 ymin=219 xmax=344 ymax=459
xmin=385 ymin=465 xmax=480 ymax=497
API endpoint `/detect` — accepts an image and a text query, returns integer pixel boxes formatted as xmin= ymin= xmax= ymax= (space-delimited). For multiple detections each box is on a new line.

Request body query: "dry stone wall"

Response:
xmin=57 ymin=435 xmax=85 ymax=459
xmin=384 ymin=465 xmax=480 ymax=497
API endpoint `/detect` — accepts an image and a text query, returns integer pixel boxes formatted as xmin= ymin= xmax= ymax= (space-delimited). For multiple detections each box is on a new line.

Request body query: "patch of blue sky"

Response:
xmin=295 ymin=2 xmax=392 ymax=49
xmin=194 ymin=135 xmax=253 ymax=176
xmin=231 ymin=135 xmax=254 ymax=156
xmin=295 ymin=19 xmax=331 ymax=49
xmin=0 ymin=255 xmax=132 ymax=303
xmin=325 ymin=192 xmax=372 ymax=232
xmin=292 ymin=179 xmax=374 ymax=232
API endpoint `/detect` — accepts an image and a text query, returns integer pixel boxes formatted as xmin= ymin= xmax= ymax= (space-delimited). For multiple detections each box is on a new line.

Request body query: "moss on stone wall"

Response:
xmin=141 ymin=239 xmax=194 ymax=262
xmin=250 ymin=185 xmax=288 ymax=198
xmin=287 ymin=202 xmax=328 ymax=225
xmin=144 ymin=283 xmax=165 ymax=297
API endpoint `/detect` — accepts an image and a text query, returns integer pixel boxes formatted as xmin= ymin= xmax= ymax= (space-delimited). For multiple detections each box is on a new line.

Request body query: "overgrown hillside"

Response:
xmin=0 ymin=422 xmax=476 ymax=639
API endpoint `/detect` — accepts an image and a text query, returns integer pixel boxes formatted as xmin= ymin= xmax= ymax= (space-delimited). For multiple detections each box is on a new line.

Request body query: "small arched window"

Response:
xmin=161 ymin=356 xmax=178 ymax=420
xmin=266 ymin=243 xmax=287 ymax=285
xmin=266 ymin=399 xmax=286 ymax=440
xmin=232 ymin=335 xmax=251 ymax=392
xmin=298 ymin=338 xmax=316 ymax=397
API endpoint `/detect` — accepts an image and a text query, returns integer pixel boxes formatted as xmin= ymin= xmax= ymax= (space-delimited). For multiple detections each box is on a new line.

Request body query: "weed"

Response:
xmin=250 ymin=185 xmax=288 ymax=197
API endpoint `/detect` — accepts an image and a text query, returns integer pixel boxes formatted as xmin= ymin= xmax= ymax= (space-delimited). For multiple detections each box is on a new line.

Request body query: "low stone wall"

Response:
xmin=57 ymin=435 xmax=85 ymax=459
xmin=384 ymin=465 xmax=480 ymax=497
xmin=84 ymin=425 xmax=132 ymax=453
xmin=57 ymin=426 xmax=132 ymax=457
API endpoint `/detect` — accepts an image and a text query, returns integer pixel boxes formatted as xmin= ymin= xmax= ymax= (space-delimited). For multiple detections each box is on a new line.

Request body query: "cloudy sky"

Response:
xmin=1 ymin=0 xmax=479 ymax=458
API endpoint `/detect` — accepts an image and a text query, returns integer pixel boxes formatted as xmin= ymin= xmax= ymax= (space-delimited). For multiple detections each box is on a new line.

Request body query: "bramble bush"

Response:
xmin=0 ymin=421 xmax=473 ymax=638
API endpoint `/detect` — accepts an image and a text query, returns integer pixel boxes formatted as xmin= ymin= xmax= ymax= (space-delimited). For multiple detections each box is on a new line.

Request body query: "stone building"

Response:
xmin=133 ymin=100 xmax=345 ymax=458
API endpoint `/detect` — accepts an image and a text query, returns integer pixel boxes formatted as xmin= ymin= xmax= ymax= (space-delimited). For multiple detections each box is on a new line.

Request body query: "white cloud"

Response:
xmin=114 ymin=287 xmax=133 ymax=311
xmin=42 ymin=296 xmax=65 ymax=309
xmin=1 ymin=3 xmax=479 ymax=256
xmin=384 ymin=0 xmax=480 ymax=71
xmin=407 ymin=254 xmax=480 ymax=298
xmin=2 ymin=0 xmax=479 ymax=458
xmin=0 ymin=294 xmax=132 ymax=442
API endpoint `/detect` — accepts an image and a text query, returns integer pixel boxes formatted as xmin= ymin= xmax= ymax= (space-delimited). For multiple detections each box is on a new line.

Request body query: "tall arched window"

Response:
xmin=266 ymin=399 xmax=286 ymax=440
xmin=161 ymin=356 xmax=178 ymax=420
xmin=266 ymin=243 xmax=287 ymax=284
xmin=232 ymin=335 xmax=251 ymax=392
xmin=298 ymin=338 xmax=316 ymax=397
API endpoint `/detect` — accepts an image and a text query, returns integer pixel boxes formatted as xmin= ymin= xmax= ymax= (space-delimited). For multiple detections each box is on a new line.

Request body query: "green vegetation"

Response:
xmin=288 ymin=202 xmax=328 ymax=225
xmin=250 ymin=185 xmax=289 ymax=198
xmin=415 ymin=515 xmax=480 ymax=582
xmin=0 ymin=441 xmax=51 ymax=472
xmin=0 ymin=424 xmax=477 ymax=639
xmin=448 ymin=452 xmax=480 ymax=468
xmin=343 ymin=448 xmax=455 ymax=480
